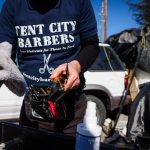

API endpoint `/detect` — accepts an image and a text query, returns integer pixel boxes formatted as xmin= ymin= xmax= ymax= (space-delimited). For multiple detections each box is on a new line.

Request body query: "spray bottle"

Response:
xmin=75 ymin=101 xmax=102 ymax=150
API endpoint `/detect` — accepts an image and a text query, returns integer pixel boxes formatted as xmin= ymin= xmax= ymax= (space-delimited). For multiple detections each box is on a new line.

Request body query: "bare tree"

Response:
xmin=127 ymin=0 xmax=150 ymax=26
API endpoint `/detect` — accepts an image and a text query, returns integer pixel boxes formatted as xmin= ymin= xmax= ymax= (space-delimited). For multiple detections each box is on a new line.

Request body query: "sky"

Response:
xmin=0 ymin=0 xmax=139 ymax=38
xmin=91 ymin=0 xmax=139 ymax=38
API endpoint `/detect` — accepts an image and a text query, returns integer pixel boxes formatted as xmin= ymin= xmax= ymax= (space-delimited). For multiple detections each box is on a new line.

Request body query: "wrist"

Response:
xmin=69 ymin=60 xmax=81 ymax=74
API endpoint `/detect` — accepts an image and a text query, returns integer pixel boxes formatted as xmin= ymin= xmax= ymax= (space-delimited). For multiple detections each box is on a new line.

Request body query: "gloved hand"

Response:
xmin=0 ymin=42 xmax=26 ymax=96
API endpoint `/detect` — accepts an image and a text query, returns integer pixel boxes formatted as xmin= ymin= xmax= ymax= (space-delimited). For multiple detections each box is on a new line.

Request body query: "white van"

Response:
xmin=84 ymin=43 xmax=131 ymax=125
xmin=0 ymin=84 xmax=23 ymax=121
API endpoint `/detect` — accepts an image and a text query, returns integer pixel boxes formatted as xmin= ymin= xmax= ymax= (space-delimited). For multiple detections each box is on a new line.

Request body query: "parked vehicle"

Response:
xmin=84 ymin=43 xmax=130 ymax=125
xmin=0 ymin=43 xmax=130 ymax=123
xmin=0 ymin=84 xmax=23 ymax=121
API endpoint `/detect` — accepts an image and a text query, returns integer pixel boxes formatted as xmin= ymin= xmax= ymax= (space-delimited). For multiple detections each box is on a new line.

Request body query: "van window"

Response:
xmin=89 ymin=46 xmax=125 ymax=71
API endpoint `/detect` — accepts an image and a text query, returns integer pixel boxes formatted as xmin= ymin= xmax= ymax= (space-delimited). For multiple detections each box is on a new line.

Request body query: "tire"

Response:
xmin=86 ymin=95 xmax=106 ymax=125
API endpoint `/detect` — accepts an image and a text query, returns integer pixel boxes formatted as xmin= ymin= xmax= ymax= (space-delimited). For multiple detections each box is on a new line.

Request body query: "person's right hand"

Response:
xmin=50 ymin=60 xmax=81 ymax=92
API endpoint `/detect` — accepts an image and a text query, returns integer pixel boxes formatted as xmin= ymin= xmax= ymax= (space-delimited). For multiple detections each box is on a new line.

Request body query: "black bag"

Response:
xmin=106 ymin=27 xmax=150 ymax=72
xmin=126 ymin=83 xmax=150 ymax=143
xmin=137 ymin=32 xmax=150 ymax=72
xmin=103 ymin=131 xmax=137 ymax=150
xmin=106 ymin=28 xmax=140 ymax=69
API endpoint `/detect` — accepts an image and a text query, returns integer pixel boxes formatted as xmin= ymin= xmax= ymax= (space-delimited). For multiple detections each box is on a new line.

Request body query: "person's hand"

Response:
xmin=50 ymin=60 xmax=81 ymax=92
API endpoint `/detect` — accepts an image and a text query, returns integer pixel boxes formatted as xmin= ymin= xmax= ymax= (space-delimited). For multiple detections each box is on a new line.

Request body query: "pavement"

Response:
xmin=116 ymin=114 xmax=128 ymax=131
xmin=101 ymin=114 xmax=128 ymax=142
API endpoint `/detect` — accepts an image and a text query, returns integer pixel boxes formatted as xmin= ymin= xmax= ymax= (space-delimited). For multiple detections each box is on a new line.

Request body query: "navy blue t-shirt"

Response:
xmin=0 ymin=0 xmax=97 ymax=86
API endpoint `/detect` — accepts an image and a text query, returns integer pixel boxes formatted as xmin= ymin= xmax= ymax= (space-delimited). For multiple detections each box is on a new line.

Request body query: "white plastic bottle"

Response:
xmin=75 ymin=101 xmax=102 ymax=150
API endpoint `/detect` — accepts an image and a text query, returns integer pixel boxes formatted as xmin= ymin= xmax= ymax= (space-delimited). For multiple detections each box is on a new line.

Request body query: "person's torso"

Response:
xmin=14 ymin=0 xmax=82 ymax=86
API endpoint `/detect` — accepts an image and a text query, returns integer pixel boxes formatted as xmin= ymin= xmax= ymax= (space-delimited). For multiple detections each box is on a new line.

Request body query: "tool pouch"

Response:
xmin=27 ymin=76 xmax=67 ymax=122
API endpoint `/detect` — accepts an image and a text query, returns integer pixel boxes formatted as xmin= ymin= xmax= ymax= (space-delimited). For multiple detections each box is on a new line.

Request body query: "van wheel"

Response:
xmin=86 ymin=95 xmax=106 ymax=125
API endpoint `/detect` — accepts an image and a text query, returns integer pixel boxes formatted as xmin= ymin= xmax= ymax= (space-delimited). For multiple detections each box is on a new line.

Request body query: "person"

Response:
xmin=0 ymin=0 xmax=99 ymax=136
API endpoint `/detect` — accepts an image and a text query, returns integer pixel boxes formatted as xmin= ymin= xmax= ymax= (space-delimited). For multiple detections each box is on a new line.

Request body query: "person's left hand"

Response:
xmin=50 ymin=60 xmax=81 ymax=92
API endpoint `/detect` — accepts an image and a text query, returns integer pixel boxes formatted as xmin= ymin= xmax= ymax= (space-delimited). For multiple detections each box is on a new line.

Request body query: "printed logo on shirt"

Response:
xmin=22 ymin=54 xmax=54 ymax=82
xmin=15 ymin=21 xmax=76 ymax=53
xmin=23 ymin=72 xmax=51 ymax=83
xmin=39 ymin=54 xmax=54 ymax=74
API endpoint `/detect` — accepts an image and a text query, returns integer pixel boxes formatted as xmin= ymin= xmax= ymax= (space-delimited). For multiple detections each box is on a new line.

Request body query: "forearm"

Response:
xmin=76 ymin=35 xmax=99 ymax=73
xmin=50 ymin=35 xmax=99 ymax=91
